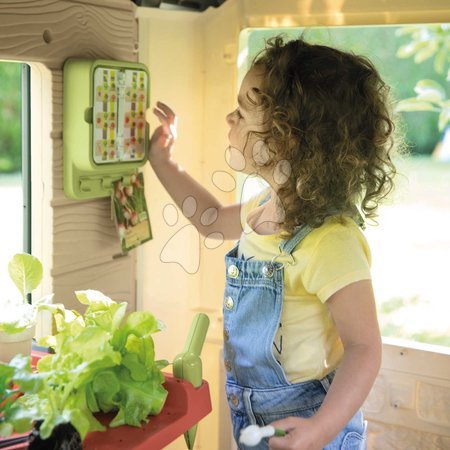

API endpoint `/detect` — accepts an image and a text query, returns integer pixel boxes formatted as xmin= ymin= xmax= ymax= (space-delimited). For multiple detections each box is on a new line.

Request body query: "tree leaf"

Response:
xmin=396 ymin=40 xmax=428 ymax=59
xmin=395 ymin=26 xmax=422 ymax=37
xmin=414 ymin=80 xmax=446 ymax=102
xmin=8 ymin=253 xmax=43 ymax=299
xmin=414 ymin=41 xmax=438 ymax=64
xmin=395 ymin=98 xmax=439 ymax=112
xmin=433 ymin=46 xmax=448 ymax=75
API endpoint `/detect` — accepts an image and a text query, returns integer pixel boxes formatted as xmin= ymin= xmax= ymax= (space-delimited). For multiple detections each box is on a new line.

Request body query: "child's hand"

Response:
xmin=147 ymin=101 xmax=178 ymax=167
xmin=268 ymin=417 xmax=322 ymax=450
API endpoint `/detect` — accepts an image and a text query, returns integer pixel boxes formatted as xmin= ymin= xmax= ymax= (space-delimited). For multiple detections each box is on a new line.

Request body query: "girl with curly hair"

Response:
xmin=149 ymin=35 xmax=398 ymax=449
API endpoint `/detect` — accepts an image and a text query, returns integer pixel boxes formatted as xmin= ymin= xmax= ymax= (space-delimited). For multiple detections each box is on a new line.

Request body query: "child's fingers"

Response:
xmin=146 ymin=103 xmax=178 ymax=139
xmin=268 ymin=436 xmax=286 ymax=450
xmin=268 ymin=417 xmax=310 ymax=450
xmin=268 ymin=427 xmax=293 ymax=450
xmin=156 ymin=101 xmax=176 ymax=119
xmin=156 ymin=102 xmax=178 ymax=139
xmin=151 ymin=108 xmax=172 ymax=136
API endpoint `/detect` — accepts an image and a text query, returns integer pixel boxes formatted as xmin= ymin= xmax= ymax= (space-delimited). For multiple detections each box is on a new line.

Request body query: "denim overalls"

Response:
xmin=223 ymin=222 xmax=367 ymax=450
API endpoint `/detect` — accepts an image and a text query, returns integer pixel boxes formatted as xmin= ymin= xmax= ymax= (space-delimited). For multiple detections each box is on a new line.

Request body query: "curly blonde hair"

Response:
xmin=249 ymin=36 xmax=398 ymax=237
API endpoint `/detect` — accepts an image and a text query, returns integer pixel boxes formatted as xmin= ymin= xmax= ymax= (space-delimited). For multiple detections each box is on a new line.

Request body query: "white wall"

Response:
xmin=138 ymin=4 xmax=240 ymax=448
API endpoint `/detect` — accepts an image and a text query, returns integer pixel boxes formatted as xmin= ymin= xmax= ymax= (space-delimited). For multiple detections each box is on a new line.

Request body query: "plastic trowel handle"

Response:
xmin=173 ymin=313 xmax=210 ymax=450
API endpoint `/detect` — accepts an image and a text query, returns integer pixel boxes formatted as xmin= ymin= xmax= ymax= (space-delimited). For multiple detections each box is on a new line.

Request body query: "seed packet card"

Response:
xmin=112 ymin=173 xmax=152 ymax=252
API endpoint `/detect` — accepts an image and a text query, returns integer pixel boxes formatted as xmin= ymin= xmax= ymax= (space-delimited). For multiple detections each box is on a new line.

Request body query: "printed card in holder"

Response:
xmin=112 ymin=173 xmax=152 ymax=252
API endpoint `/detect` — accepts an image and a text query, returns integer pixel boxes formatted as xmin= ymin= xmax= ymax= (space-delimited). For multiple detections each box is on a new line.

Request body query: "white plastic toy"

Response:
xmin=239 ymin=425 xmax=286 ymax=447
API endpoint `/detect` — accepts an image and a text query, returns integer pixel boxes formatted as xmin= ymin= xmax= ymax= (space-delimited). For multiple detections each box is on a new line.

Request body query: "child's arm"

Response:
xmin=148 ymin=102 xmax=243 ymax=240
xmin=269 ymin=279 xmax=381 ymax=450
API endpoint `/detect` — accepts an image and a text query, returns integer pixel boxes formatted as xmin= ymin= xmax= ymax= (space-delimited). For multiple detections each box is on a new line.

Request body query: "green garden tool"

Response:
xmin=173 ymin=313 xmax=210 ymax=449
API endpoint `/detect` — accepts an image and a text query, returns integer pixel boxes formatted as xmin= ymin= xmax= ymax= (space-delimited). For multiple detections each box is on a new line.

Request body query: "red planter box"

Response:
xmin=1 ymin=352 xmax=212 ymax=450
xmin=83 ymin=374 xmax=211 ymax=450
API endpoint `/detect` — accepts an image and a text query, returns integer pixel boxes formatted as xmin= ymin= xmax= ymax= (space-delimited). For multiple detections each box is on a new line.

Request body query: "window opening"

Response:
xmin=238 ymin=25 xmax=450 ymax=349
xmin=0 ymin=61 xmax=31 ymax=300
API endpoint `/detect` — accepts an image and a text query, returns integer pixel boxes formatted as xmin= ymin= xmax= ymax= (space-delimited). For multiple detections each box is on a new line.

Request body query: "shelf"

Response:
xmin=84 ymin=374 xmax=211 ymax=450
xmin=2 ymin=313 xmax=212 ymax=450
xmin=1 ymin=372 xmax=211 ymax=450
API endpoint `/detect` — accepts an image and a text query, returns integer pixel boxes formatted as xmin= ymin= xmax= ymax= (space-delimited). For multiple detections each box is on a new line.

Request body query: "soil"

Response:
xmin=28 ymin=421 xmax=82 ymax=450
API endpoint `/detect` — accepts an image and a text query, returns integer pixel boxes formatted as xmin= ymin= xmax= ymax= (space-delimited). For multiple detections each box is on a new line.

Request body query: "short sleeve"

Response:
xmin=302 ymin=224 xmax=372 ymax=303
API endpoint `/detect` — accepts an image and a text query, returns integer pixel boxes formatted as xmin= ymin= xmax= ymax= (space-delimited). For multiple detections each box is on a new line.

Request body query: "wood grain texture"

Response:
xmin=0 ymin=0 xmax=138 ymax=314
xmin=53 ymin=256 xmax=136 ymax=311
xmin=0 ymin=1 xmax=138 ymax=69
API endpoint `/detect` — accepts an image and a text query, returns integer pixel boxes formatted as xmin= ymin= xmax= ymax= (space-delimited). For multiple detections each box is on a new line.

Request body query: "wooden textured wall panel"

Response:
xmin=0 ymin=1 xmax=137 ymax=69
xmin=0 ymin=0 xmax=138 ymax=321
xmin=53 ymin=256 xmax=136 ymax=311
xmin=52 ymin=201 xmax=122 ymax=276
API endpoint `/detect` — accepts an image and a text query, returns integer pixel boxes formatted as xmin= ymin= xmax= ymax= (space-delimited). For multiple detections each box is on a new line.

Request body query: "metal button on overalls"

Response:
xmin=224 ymin=359 xmax=232 ymax=372
xmin=223 ymin=329 xmax=229 ymax=341
xmin=224 ymin=296 xmax=234 ymax=310
xmin=228 ymin=265 xmax=239 ymax=278
xmin=262 ymin=264 xmax=274 ymax=278
xmin=229 ymin=394 xmax=239 ymax=407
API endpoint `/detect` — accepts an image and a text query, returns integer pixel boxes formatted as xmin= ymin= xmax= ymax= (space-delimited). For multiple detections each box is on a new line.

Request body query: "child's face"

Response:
xmin=226 ymin=68 xmax=267 ymax=174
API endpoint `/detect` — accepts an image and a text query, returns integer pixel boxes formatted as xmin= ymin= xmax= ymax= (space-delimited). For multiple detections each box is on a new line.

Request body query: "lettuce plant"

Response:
xmin=0 ymin=253 xmax=52 ymax=334
xmin=34 ymin=289 xmax=168 ymax=439
xmin=0 ymin=354 xmax=41 ymax=437
xmin=3 ymin=289 xmax=168 ymax=442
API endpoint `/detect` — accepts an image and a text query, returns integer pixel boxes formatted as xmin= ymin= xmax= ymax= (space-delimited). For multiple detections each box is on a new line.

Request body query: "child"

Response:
xmin=149 ymin=36 xmax=398 ymax=450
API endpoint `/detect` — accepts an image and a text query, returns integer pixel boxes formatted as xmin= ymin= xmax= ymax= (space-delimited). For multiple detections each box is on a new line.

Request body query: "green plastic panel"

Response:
xmin=63 ymin=59 xmax=150 ymax=200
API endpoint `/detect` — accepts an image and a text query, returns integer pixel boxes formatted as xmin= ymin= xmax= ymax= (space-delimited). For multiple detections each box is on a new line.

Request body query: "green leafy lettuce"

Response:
xmin=1 ymin=253 xmax=52 ymax=334
xmin=13 ymin=290 xmax=168 ymax=440
xmin=0 ymin=354 xmax=41 ymax=437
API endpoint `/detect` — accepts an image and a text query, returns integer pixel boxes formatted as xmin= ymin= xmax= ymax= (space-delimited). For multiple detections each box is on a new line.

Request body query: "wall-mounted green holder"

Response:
xmin=63 ymin=59 xmax=150 ymax=200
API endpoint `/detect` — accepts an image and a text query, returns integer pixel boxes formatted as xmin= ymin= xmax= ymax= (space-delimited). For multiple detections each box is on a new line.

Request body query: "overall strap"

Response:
xmin=279 ymin=224 xmax=314 ymax=255
xmin=278 ymin=208 xmax=365 ymax=256
xmin=326 ymin=206 xmax=365 ymax=229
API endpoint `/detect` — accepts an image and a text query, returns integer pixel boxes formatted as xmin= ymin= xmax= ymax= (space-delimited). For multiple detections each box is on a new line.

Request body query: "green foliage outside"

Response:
xmin=0 ymin=62 xmax=21 ymax=173
xmin=248 ymin=25 xmax=448 ymax=155
xmin=396 ymin=25 xmax=449 ymax=133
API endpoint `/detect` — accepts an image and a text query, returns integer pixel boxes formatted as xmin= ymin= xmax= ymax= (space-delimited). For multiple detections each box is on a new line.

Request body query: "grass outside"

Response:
xmin=365 ymin=155 xmax=450 ymax=347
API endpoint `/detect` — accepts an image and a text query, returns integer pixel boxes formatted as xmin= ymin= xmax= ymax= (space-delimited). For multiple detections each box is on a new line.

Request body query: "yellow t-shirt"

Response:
xmin=238 ymin=189 xmax=372 ymax=383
